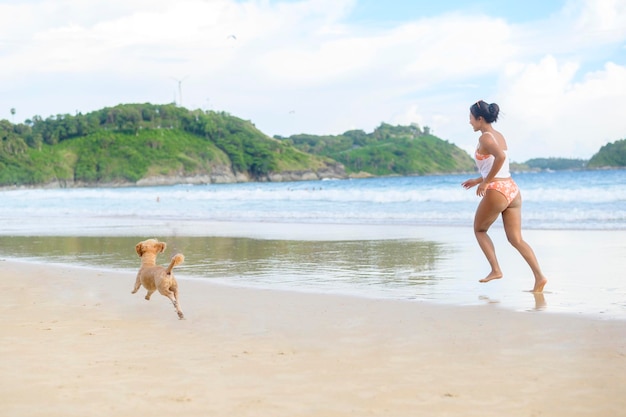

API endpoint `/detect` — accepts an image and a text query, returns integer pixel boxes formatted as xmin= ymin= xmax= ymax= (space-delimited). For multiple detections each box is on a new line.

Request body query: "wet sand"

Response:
xmin=1 ymin=258 xmax=625 ymax=417
xmin=1 ymin=226 xmax=625 ymax=318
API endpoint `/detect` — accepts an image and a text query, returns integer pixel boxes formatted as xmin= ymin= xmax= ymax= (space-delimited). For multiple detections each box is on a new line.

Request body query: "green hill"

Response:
xmin=0 ymin=103 xmax=479 ymax=188
xmin=0 ymin=103 xmax=343 ymax=187
xmin=276 ymin=123 xmax=475 ymax=176
xmin=588 ymin=138 xmax=626 ymax=168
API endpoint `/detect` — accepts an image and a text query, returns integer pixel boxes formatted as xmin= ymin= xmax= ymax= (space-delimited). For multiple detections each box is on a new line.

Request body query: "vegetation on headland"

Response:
xmin=587 ymin=138 xmax=626 ymax=168
xmin=0 ymin=103 xmax=342 ymax=187
xmin=522 ymin=158 xmax=588 ymax=170
xmin=275 ymin=123 xmax=475 ymax=176
xmin=511 ymin=138 xmax=626 ymax=171
xmin=0 ymin=102 xmax=623 ymax=188
xmin=0 ymin=103 xmax=474 ymax=187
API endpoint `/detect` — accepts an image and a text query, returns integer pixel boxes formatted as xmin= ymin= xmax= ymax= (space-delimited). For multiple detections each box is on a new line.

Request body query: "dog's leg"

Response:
xmin=162 ymin=288 xmax=184 ymax=320
xmin=172 ymin=287 xmax=184 ymax=320
xmin=145 ymin=289 xmax=156 ymax=300
xmin=131 ymin=272 xmax=142 ymax=294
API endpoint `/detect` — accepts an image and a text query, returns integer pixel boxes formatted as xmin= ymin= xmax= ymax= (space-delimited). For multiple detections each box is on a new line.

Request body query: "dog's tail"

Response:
xmin=166 ymin=253 xmax=185 ymax=275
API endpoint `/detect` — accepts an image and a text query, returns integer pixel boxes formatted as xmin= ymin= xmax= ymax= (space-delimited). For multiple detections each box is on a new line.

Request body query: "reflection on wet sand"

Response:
xmin=479 ymin=292 xmax=548 ymax=312
xmin=532 ymin=292 xmax=547 ymax=311
xmin=0 ymin=235 xmax=453 ymax=296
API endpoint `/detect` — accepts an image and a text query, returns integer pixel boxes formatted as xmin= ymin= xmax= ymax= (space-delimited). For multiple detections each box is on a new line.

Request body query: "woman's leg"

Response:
xmin=474 ymin=190 xmax=509 ymax=282
xmin=501 ymin=194 xmax=548 ymax=292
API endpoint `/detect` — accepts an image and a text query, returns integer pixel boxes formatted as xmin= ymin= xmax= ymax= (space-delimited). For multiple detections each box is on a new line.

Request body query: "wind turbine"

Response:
xmin=171 ymin=75 xmax=189 ymax=107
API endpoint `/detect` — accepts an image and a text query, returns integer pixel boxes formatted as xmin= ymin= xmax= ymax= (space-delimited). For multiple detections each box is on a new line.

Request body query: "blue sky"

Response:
xmin=347 ymin=0 xmax=564 ymax=24
xmin=0 ymin=0 xmax=625 ymax=161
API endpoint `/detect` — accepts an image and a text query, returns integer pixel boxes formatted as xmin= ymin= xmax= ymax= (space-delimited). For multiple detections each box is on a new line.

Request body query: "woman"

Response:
xmin=462 ymin=100 xmax=547 ymax=293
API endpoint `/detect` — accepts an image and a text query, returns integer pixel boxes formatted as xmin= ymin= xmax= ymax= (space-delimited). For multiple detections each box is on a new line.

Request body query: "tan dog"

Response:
xmin=132 ymin=238 xmax=185 ymax=319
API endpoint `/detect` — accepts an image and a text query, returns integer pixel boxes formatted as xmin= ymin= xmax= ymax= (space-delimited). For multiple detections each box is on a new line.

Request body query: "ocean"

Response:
xmin=1 ymin=169 xmax=625 ymax=233
xmin=1 ymin=169 xmax=625 ymax=319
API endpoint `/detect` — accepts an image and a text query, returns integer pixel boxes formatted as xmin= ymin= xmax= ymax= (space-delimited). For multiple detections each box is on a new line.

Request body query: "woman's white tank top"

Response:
xmin=474 ymin=132 xmax=511 ymax=179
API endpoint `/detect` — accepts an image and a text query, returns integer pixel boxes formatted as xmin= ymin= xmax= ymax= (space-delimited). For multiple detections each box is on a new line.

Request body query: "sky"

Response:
xmin=0 ymin=0 xmax=625 ymax=161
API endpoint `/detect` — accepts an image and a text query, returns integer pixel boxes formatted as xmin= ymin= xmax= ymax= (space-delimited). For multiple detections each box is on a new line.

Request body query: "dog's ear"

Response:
xmin=135 ymin=243 xmax=144 ymax=257
xmin=159 ymin=242 xmax=166 ymax=253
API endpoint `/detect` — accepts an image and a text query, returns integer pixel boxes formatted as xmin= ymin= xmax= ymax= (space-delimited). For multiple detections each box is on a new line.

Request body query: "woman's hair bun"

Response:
xmin=484 ymin=102 xmax=499 ymax=123
xmin=486 ymin=103 xmax=499 ymax=123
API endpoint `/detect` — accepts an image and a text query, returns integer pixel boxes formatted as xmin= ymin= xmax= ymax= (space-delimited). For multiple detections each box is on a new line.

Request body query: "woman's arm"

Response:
xmin=462 ymin=176 xmax=483 ymax=189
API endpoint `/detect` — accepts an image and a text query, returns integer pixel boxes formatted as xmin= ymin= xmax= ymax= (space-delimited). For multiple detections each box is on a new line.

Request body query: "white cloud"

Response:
xmin=0 ymin=0 xmax=624 ymax=161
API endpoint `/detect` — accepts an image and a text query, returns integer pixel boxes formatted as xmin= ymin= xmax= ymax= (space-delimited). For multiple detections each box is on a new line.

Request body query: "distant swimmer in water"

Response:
xmin=462 ymin=100 xmax=547 ymax=293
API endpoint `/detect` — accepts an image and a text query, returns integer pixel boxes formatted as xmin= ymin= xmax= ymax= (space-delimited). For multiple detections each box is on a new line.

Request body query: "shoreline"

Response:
xmin=2 ymin=259 xmax=625 ymax=416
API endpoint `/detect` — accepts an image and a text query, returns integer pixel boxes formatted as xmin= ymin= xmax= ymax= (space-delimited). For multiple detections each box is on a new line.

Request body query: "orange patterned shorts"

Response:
xmin=485 ymin=177 xmax=519 ymax=205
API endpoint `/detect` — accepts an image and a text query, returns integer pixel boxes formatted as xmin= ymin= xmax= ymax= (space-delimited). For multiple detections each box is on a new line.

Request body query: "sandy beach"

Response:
xmin=1 ymin=257 xmax=625 ymax=417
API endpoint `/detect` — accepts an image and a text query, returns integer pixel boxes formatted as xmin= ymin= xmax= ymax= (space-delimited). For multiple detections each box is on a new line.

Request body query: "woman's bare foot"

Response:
xmin=530 ymin=276 xmax=548 ymax=293
xmin=479 ymin=271 xmax=503 ymax=283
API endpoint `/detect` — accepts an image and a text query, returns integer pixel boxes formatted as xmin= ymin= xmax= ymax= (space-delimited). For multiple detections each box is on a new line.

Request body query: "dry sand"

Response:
xmin=1 ymin=259 xmax=625 ymax=417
